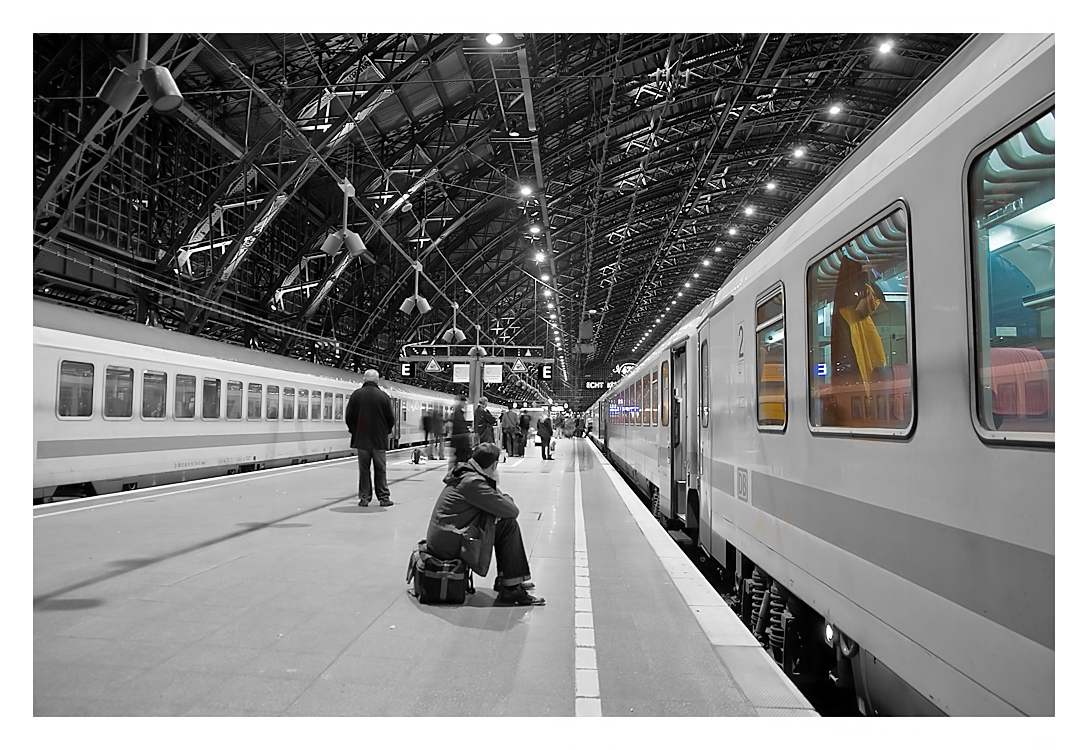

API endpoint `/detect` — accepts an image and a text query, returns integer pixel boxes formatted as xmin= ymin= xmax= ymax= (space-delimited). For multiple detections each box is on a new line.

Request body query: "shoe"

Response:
xmin=496 ymin=584 xmax=545 ymax=606
xmin=378 ymin=499 xmax=394 ymax=507
xmin=492 ymin=580 xmax=535 ymax=591
xmin=358 ymin=498 xmax=370 ymax=507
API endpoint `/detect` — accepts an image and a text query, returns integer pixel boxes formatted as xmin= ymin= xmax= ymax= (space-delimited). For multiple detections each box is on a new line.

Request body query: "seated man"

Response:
xmin=425 ymin=443 xmax=544 ymax=606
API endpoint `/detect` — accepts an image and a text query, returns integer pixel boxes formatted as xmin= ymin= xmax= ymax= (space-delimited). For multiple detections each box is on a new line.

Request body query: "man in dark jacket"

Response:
xmin=345 ymin=369 xmax=395 ymax=507
xmin=517 ymin=410 xmax=531 ymax=457
xmin=425 ymin=443 xmax=544 ymax=606
xmin=474 ymin=396 xmax=497 ymax=444
xmin=500 ymin=405 xmax=518 ymax=458
xmin=537 ymin=416 xmax=554 ymax=460
xmin=448 ymin=395 xmax=472 ymax=469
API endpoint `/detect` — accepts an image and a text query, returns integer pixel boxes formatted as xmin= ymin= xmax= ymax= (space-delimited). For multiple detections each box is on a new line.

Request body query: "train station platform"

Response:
xmin=32 ymin=436 xmax=815 ymax=717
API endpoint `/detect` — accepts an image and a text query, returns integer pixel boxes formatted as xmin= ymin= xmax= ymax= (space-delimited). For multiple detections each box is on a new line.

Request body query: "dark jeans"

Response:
xmin=449 ymin=433 xmax=472 ymax=469
xmin=494 ymin=516 xmax=531 ymax=586
xmin=356 ymin=448 xmax=389 ymax=503
xmin=502 ymin=430 xmax=516 ymax=455
xmin=540 ymin=438 xmax=551 ymax=459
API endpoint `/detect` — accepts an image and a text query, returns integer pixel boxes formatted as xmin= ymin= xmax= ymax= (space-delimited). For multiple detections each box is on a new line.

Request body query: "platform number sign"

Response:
xmin=400 ymin=362 xmax=413 ymax=377
xmin=737 ymin=467 xmax=749 ymax=504
xmin=539 ymin=364 xmax=552 ymax=380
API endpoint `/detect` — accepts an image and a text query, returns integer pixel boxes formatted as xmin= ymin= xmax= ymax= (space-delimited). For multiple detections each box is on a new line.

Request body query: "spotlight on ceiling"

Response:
xmin=400 ymin=294 xmax=431 ymax=315
xmin=140 ymin=65 xmax=183 ymax=113
xmin=321 ymin=231 xmax=344 ymax=255
xmin=344 ymin=230 xmax=367 ymax=257
xmin=442 ymin=327 xmax=467 ymax=343
xmin=486 ymin=33 xmax=504 ymax=45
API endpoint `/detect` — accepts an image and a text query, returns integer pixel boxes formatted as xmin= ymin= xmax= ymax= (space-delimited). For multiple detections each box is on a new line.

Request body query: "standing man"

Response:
xmin=475 ymin=396 xmax=497 ymax=445
xmin=537 ymin=416 xmax=554 ymax=460
xmin=517 ymin=410 xmax=531 ymax=457
xmin=345 ymin=369 xmax=395 ymax=507
xmin=500 ymin=404 xmax=518 ymax=459
xmin=449 ymin=395 xmax=472 ymax=469
xmin=421 ymin=407 xmax=434 ymax=460
xmin=430 ymin=406 xmax=444 ymax=460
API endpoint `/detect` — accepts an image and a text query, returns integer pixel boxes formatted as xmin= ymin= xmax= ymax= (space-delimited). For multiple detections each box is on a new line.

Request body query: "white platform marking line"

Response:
xmin=573 ymin=452 xmax=601 ymax=717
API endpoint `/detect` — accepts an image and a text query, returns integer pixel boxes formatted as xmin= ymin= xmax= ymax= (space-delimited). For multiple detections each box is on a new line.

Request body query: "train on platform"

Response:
xmin=590 ymin=34 xmax=1054 ymax=716
xmin=33 ymin=299 xmax=474 ymax=502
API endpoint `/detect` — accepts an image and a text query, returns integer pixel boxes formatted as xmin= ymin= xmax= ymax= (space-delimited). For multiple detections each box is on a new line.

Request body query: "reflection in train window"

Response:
xmin=175 ymin=374 xmax=196 ymax=420
xmin=142 ymin=371 xmax=166 ymax=419
xmin=202 ymin=378 xmax=221 ymax=420
xmin=247 ymin=383 xmax=263 ymax=420
xmin=661 ymin=361 xmax=669 ymax=425
xmin=266 ymin=385 xmax=280 ymax=420
xmin=968 ymin=109 xmax=1054 ymax=438
xmin=225 ymin=381 xmax=242 ymax=420
xmin=283 ymin=387 xmax=295 ymax=420
xmin=58 ymin=360 xmax=94 ymax=418
xmin=311 ymin=391 xmax=322 ymax=420
xmin=324 ymin=392 xmax=333 ymax=420
xmin=297 ymin=389 xmax=308 ymax=420
xmin=104 ymin=366 xmax=133 ymax=418
xmin=335 ymin=393 xmax=344 ymax=421
xmin=807 ymin=205 xmax=914 ymax=434
xmin=635 ymin=378 xmax=642 ymax=425
xmin=756 ymin=285 xmax=786 ymax=429
xmin=652 ymin=370 xmax=659 ymax=426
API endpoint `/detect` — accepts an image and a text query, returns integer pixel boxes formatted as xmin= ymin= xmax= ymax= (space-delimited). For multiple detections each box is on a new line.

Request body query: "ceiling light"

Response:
xmin=535 ymin=252 xmax=545 ymax=262
xmin=486 ymin=34 xmax=504 ymax=45
xmin=530 ymin=225 xmax=541 ymax=234
xmin=547 ymin=303 xmax=554 ymax=309
xmin=745 ymin=206 xmax=754 ymax=216
xmin=693 ymin=273 xmax=700 ymax=278
xmin=766 ymin=182 xmax=776 ymax=191
xmin=509 ymin=128 xmax=520 ymax=137
xmin=830 ymin=104 xmax=841 ymax=115
xmin=544 ymin=289 xmax=551 ymax=297
xmin=728 ymin=228 xmax=737 ymax=236
xmin=684 ymin=282 xmax=691 ymax=288
xmin=794 ymin=147 xmax=805 ymax=158
xmin=678 ymin=291 xmax=683 ymax=296
xmin=702 ymin=259 xmax=710 ymax=266
xmin=520 ymin=185 xmax=533 ymax=196
xmin=550 ymin=313 xmax=556 ymax=319
xmin=879 ymin=41 xmax=893 ymax=54
xmin=541 ymin=274 xmax=549 ymax=282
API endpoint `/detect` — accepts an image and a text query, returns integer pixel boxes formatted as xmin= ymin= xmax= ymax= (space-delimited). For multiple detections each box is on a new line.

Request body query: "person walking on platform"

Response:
xmin=537 ymin=416 xmax=554 ymax=460
xmin=449 ymin=395 xmax=472 ymax=469
xmin=430 ymin=406 xmax=444 ymax=460
xmin=345 ymin=369 xmax=395 ymax=507
xmin=421 ymin=407 xmax=434 ymax=460
xmin=500 ymin=404 xmax=518 ymax=459
xmin=475 ymin=396 xmax=497 ymax=445
xmin=517 ymin=410 xmax=531 ymax=457
xmin=425 ymin=443 xmax=544 ymax=606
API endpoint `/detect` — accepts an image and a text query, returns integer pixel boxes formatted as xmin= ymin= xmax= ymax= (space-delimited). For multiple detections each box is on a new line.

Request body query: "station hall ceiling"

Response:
xmin=33 ymin=32 xmax=971 ymax=409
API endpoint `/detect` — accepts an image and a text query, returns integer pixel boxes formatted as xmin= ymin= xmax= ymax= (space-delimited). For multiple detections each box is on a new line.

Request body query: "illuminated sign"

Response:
xmin=613 ymin=362 xmax=637 ymax=377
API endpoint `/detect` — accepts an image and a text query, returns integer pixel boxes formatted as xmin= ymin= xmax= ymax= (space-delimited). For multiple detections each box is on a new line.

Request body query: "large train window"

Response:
xmin=283 ymin=387 xmax=295 ymax=420
xmin=247 ymin=383 xmax=263 ymax=420
xmin=661 ymin=361 xmax=669 ymax=425
xmin=807 ymin=203 xmax=914 ymax=436
xmin=57 ymin=360 xmax=94 ymax=418
xmin=266 ymin=385 xmax=280 ymax=420
xmin=104 ymin=366 xmax=133 ymax=419
xmin=297 ymin=388 xmax=308 ymax=421
xmin=651 ymin=370 xmax=659 ymax=425
xmin=335 ymin=393 xmax=344 ymax=421
xmin=202 ymin=378 xmax=221 ymax=420
xmin=142 ymin=371 xmax=166 ymax=419
xmin=635 ymin=378 xmax=642 ymax=425
xmin=175 ymin=375 xmax=196 ymax=420
xmin=225 ymin=381 xmax=242 ymax=420
xmin=323 ymin=392 xmax=333 ymax=420
xmin=967 ymin=107 xmax=1054 ymax=441
xmin=756 ymin=284 xmax=786 ymax=430
xmin=643 ymin=374 xmax=651 ymax=426
xmin=311 ymin=391 xmax=322 ymax=420
xmin=700 ymin=340 xmax=710 ymax=428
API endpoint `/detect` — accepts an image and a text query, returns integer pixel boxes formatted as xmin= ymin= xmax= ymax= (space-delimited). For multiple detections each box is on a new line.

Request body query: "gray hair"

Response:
xmin=363 ymin=369 xmax=379 ymax=383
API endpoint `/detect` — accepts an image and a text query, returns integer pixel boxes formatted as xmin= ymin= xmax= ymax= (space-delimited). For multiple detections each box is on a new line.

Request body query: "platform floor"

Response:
xmin=33 ymin=437 xmax=814 ymax=717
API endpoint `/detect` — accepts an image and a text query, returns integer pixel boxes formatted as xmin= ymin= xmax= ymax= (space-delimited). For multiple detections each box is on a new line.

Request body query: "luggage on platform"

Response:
xmin=406 ymin=540 xmax=474 ymax=604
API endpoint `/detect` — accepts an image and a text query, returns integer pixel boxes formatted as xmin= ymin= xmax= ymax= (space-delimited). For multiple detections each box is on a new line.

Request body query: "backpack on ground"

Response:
xmin=406 ymin=540 xmax=474 ymax=604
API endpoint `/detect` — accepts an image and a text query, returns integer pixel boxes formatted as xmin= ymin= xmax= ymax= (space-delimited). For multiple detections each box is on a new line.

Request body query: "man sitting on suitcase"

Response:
xmin=425 ymin=443 xmax=544 ymax=606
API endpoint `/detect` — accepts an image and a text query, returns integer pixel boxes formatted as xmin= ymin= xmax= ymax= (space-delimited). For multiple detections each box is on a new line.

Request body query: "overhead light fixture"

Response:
xmin=321 ymin=180 xmax=369 ymax=258
xmin=766 ymin=182 xmax=776 ymax=191
xmin=702 ymin=259 xmax=710 ymax=266
xmin=400 ymin=260 xmax=431 ymax=315
xmin=535 ymin=252 xmax=545 ymax=262
xmin=530 ymin=225 xmax=541 ymax=234
xmin=541 ymin=274 xmax=550 ymax=282
xmin=879 ymin=41 xmax=893 ymax=54
xmin=486 ymin=33 xmax=504 ymax=45
xmin=829 ymin=104 xmax=841 ymax=115
xmin=745 ymin=206 xmax=754 ymax=216
xmin=97 ymin=34 xmax=184 ymax=114
xmin=520 ymin=185 xmax=533 ymax=196
xmin=442 ymin=302 xmax=467 ymax=342
xmin=794 ymin=147 xmax=805 ymax=158
xmin=544 ymin=289 xmax=552 ymax=297
xmin=729 ymin=228 xmax=737 ymax=235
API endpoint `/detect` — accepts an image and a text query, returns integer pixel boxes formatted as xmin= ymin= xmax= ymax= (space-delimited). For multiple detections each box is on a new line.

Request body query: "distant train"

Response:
xmin=592 ymin=34 xmax=1054 ymax=716
xmin=33 ymin=299 xmax=469 ymax=502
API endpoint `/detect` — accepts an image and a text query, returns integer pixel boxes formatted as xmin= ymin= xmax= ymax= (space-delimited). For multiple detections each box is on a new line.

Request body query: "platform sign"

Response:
xmin=483 ymin=364 xmax=503 ymax=383
xmin=539 ymin=364 xmax=552 ymax=380
xmin=425 ymin=358 xmax=442 ymax=373
xmin=453 ymin=363 xmax=470 ymax=383
xmin=400 ymin=362 xmax=413 ymax=377
xmin=511 ymin=357 xmax=527 ymax=373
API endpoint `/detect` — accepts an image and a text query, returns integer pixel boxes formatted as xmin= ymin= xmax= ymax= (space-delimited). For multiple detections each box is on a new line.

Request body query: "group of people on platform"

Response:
xmin=345 ymin=371 xmax=603 ymax=606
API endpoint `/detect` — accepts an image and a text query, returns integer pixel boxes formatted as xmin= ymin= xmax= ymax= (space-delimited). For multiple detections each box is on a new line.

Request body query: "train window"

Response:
xmin=335 ymin=393 xmax=344 ymax=421
xmin=311 ymin=391 xmax=322 ymax=420
xmin=202 ymin=378 xmax=221 ymax=420
xmin=175 ymin=375 xmax=196 ymax=420
xmin=141 ymin=371 xmax=167 ymax=419
xmin=58 ymin=360 xmax=94 ymax=418
xmin=643 ymin=374 xmax=651 ymax=426
xmin=104 ymin=366 xmax=133 ymax=418
xmin=225 ymin=381 xmax=242 ymax=420
xmin=297 ymin=388 xmax=308 ymax=420
xmin=807 ymin=204 xmax=913 ymax=435
xmin=661 ymin=361 xmax=669 ymax=425
xmin=266 ymin=385 xmax=280 ymax=420
xmin=700 ymin=340 xmax=710 ymax=428
xmin=247 ymin=383 xmax=263 ymax=420
xmin=967 ymin=108 xmax=1054 ymax=440
xmin=651 ymin=370 xmax=659 ymax=425
xmin=756 ymin=284 xmax=787 ymax=430
xmin=283 ymin=387 xmax=295 ymax=420
xmin=635 ymin=378 xmax=643 ymax=425
xmin=323 ymin=392 xmax=333 ymax=420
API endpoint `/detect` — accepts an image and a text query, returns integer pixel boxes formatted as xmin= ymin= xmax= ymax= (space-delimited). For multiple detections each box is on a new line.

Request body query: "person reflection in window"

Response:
xmin=828 ymin=256 xmax=887 ymax=426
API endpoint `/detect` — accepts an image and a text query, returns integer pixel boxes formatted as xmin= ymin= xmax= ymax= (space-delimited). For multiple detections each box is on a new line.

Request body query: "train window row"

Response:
xmin=607 ymin=107 xmax=1054 ymax=443
xmin=57 ymin=362 xmax=350 ymax=423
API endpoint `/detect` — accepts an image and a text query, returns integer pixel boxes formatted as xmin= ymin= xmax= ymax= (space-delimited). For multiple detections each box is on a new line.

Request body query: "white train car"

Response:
xmin=592 ymin=34 xmax=1054 ymax=716
xmin=34 ymin=299 xmax=459 ymax=501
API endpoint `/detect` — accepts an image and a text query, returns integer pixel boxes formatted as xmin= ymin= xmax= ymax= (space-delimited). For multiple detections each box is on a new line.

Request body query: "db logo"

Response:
xmin=737 ymin=468 xmax=749 ymax=503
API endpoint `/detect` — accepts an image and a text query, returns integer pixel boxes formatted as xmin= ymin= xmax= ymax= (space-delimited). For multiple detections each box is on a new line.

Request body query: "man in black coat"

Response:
xmin=517 ymin=410 xmax=531 ymax=457
xmin=448 ymin=395 xmax=472 ymax=469
xmin=474 ymin=396 xmax=497 ymax=444
xmin=345 ymin=369 xmax=395 ymax=507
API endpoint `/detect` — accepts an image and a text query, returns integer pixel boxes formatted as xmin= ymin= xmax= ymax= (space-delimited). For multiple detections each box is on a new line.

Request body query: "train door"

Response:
xmin=670 ymin=346 xmax=687 ymax=524
xmin=696 ymin=324 xmax=713 ymax=546
xmin=600 ymin=401 xmax=609 ymax=451
xmin=390 ymin=397 xmax=402 ymax=449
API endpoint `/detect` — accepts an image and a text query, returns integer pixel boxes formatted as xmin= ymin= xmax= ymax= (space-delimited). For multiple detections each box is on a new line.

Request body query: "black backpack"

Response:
xmin=406 ymin=541 xmax=474 ymax=604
